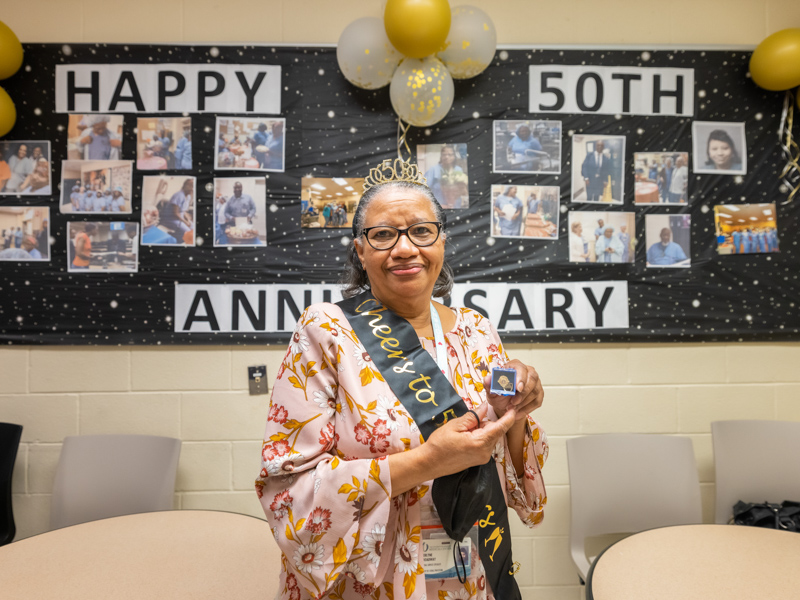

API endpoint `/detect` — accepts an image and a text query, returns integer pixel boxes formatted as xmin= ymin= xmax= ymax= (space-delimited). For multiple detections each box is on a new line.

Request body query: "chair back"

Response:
xmin=567 ymin=434 xmax=702 ymax=580
xmin=0 ymin=423 xmax=23 ymax=545
xmin=50 ymin=434 xmax=181 ymax=530
xmin=712 ymin=420 xmax=800 ymax=524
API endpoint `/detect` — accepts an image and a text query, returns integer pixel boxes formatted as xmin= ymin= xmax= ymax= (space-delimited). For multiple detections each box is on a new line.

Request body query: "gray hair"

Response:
xmin=341 ymin=180 xmax=454 ymax=299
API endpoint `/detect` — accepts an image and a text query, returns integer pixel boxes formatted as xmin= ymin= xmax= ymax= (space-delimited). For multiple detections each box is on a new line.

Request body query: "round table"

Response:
xmin=0 ymin=510 xmax=281 ymax=599
xmin=634 ymin=181 xmax=660 ymax=204
xmin=587 ymin=524 xmax=800 ymax=600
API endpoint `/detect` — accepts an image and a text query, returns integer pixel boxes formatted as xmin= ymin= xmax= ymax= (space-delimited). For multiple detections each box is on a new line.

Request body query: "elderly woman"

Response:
xmin=257 ymin=160 xmax=547 ymax=600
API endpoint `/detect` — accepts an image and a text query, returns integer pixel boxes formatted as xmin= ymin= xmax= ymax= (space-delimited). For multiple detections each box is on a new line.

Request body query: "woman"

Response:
xmin=424 ymin=145 xmax=466 ymax=208
xmin=20 ymin=158 xmax=51 ymax=194
xmin=705 ymin=130 xmax=742 ymax=171
xmin=569 ymin=221 xmax=589 ymax=262
xmin=493 ymin=186 xmax=523 ymax=236
xmin=257 ymin=164 xmax=547 ymax=600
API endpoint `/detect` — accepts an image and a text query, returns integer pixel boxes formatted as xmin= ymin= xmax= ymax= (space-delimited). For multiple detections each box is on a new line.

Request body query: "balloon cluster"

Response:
xmin=750 ymin=29 xmax=800 ymax=203
xmin=0 ymin=20 xmax=23 ymax=138
xmin=337 ymin=1 xmax=496 ymax=128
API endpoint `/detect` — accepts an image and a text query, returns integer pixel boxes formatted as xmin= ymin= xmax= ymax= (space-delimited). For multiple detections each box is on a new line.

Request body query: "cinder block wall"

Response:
xmin=3 ymin=2 xmax=800 ymax=599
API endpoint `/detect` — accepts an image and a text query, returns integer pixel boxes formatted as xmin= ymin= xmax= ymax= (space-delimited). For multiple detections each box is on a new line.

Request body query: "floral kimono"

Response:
xmin=256 ymin=303 xmax=548 ymax=600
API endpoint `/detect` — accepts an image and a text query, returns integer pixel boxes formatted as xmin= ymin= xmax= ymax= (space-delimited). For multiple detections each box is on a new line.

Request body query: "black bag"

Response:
xmin=732 ymin=500 xmax=800 ymax=532
xmin=431 ymin=459 xmax=495 ymax=542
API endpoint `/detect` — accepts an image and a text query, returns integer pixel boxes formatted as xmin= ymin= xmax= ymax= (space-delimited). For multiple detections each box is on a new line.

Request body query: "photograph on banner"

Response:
xmin=0 ymin=141 xmax=52 ymax=195
xmin=692 ymin=122 xmax=747 ymax=175
xmin=59 ymin=160 xmax=133 ymax=214
xmin=215 ymin=117 xmax=285 ymax=171
xmin=300 ymin=177 xmax=362 ymax=228
xmin=66 ymin=114 xmax=124 ymax=160
xmin=213 ymin=178 xmax=267 ymax=246
xmin=568 ymin=211 xmax=635 ymax=263
xmin=634 ymin=152 xmax=689 ymax=204
xmin=416 ymin=143 xmax=470 ymax=208
xmin=139 ymin=176 xmax=196 ymax=246
xmin=67 ymin=222 xmax=139 ymax=273
xmin=493 ymin=120 xmax=562 ymax=174
xmin=645 ymin=214 xmax=691 ymax=268
xmin=714 ymin=203 xmax=779 ymax=255
xmin=571 ymin=134 xmax=625 ymax=204
xmin=491 ymin=185 xmax=560 ymax=239
xmin=136 ymin=117 xmax=192 ymax=170
xmin=0 ymin=207 xmax=50 ymax=261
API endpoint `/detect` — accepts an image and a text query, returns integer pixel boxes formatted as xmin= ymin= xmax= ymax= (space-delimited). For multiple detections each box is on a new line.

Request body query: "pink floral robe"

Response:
xmin=256 ymin=303 xmax=548 ymax=600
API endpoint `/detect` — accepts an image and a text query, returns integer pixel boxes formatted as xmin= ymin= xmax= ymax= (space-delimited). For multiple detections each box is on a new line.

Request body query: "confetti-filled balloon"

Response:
xmin=0 ymin=21 xmax=23 ymax=80
xmin=337 ymin=17 xmax=402 ymax=90
xmin=750 ymin=28 xmax=800 ymax=91
xmin=384 ymin=0 xmax=451 ymax=59
xmin=389 ymin=56 xmax=454 ymax=127
xmin=0 ymin=85 xmax=16 ymax=137
xmin=436 ymin=5 xmax=497 ymax=79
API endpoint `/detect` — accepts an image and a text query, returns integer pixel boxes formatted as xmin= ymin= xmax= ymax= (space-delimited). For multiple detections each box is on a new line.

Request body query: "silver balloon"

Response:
xmin=436 ymin=5 xmax=497 ymax=79
xmin=337 ymin=17 xmax=402 ymax=90
xmin=389 ymin=57 xmax=454 ymax=127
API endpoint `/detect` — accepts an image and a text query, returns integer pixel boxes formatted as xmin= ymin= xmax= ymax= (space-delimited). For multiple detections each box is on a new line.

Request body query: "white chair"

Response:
xmin=50 ymin=434 xmax=181 ymax=530
xmin=567 ymin=434 xmax=703 ymax=582
xmin=712 ymin=420 xmax=800 ymax=524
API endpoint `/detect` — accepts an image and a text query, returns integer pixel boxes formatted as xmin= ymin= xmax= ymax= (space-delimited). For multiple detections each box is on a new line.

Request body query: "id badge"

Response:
xmin=421 ymin=525 xmax=479 ymax=580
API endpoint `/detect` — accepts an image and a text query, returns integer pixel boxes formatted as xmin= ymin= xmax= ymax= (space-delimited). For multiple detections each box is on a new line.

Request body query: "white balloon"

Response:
xmin=337 ymin=17 xmax=402 ymax=90
xmin=436 ymin=5 xmax=497 ymax=79
xmin=389 ymin=57 xmax=454 ymax=127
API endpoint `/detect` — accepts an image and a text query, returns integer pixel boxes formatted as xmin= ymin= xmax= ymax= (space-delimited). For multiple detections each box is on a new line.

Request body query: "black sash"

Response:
xmin=338 ymin=291 xmax=521 ymax=600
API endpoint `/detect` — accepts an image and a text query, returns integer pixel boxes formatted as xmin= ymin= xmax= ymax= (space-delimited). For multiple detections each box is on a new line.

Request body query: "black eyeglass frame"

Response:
xmin=359 ymin=221 xmax=444 ymax=250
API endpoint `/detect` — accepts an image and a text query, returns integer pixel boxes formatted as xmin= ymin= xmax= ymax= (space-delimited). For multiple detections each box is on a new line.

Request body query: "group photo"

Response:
xmin=645 ymin=214 xmax=691 ymax=268
xmin=67 ymin=222 xmax=139 ymax=273
xmin=714 ymin=203 xmax=779 ymax=254
xmin=491 ymin=185 xmax=560 ymax=239
xmin=493 ymin=120 xmax=562 ymax=174
xmin=213 ymin=178 xmax=267 ymax=246
xmin=0 ymin=207 xmax=49 ymax=261
xmin=136 ymin=117 xmax=192 ymax=170
xmin=59 ymin=160 xmax=133 ymax=214
xmin=634 ymin=152 xmax=690 ymax=204
xmin=215 ymin=117 xmax=285 ymax=171
xmin=571 ymin=134 xmax=626 ymax=204
xmin=66 ymin=114 xmax=124 ymax=161
xmin=0 ymin=141 xmax=51 ymax=195
xmin=568 ymin=211 xmax=635 ymax=263
xmin=300 ymin=177 xmax=361 ymax=228
xmin=416 ymin=143 xmax=469 ymax=208
xmin=140 ymin=176 xmax=196 ymax=246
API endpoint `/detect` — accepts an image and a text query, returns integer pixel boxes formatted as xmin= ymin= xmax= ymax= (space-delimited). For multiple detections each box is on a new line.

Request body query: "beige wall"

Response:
xmin=3 ymin=1 xmax=800 ymax=599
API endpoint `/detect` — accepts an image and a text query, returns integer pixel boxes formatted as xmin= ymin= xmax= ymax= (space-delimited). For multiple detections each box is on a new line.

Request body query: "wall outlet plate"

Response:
xmin=248 ymin=365 xmax=268 ymax=395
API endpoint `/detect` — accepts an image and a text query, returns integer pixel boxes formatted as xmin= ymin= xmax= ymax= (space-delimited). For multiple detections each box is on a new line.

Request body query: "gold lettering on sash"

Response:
xmin=355 ymin=299 xmax=409 ymax=361
xmin=410 ymin=373 xmax=437 ymax=406
xmin=485 ymin=526 xmax=505 ymax=562
xmin=433 ymin=408 xmax=456 ymax=427
xmin=392 ymin=361 xmax=415 ymax=374
xmin=479 ymin=505 xmax=496 ymax=528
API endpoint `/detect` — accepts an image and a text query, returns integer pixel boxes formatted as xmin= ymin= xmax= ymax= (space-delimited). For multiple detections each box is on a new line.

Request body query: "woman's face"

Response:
xmin=708 ymin=139 xmax=733 ymax=169
xmin=355 ymin=187 xmax=444 ymax=307
xmin=440 ymin=147 xmax=455 ymax=167
xmin=508 ymin=186 xmax=517 ymax=197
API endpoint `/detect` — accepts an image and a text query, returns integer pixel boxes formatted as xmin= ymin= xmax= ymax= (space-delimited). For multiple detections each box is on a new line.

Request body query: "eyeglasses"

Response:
xmin=360 ymin=221 xmax=443 ymax=250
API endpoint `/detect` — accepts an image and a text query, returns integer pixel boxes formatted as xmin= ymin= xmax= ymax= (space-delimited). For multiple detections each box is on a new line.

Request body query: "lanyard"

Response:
xmin=430 ymin=303 xmax=448 ymax=377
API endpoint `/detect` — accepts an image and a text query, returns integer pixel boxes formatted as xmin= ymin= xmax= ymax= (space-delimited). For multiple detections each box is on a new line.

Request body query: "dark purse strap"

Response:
xmin=338 ymin=291 xmax=521 ymax=600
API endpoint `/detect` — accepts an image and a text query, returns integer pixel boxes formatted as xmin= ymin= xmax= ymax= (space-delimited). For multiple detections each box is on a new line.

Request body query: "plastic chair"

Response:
xmin=712 ymin=420 xmax=800 ymax=524
xmin=567 ymin=434 xmax=703 ymax=582
xmin=50 ymin=434 xmax=181 ymax=530
xmin=0 ymin=423 xmax=23 ymax=545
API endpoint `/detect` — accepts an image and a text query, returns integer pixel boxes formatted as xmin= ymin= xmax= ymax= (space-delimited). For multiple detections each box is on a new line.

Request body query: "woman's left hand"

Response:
xmin=482 ymin=359 xmax=544 ymax=422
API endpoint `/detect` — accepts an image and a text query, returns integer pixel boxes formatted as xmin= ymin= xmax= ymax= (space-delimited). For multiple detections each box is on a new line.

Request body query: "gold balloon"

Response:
xmin=389 ymin=56 xmax=454 ymax=127
xmin=0 ymin=86 xmax=16 ymax=137
xmin=0 ymin=20 xmax=23 ymax=81
xmin=384 ymin=0 xmax=451 ymax=59
xmin=750 ymin=28 xmax=800 ymax=91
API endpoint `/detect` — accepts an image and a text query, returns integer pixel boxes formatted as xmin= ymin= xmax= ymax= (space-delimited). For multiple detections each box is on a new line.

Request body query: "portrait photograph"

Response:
xmin=0 ymin=141 xmax=52 ymax=196
xmin=59 ymin=160 xmax=133 ymax=214
xmin=215 ymin=117 xmax=285 ymax=172
xmin=300 ymin=177 xmax=363 ymax=229
xmin=634 ymin=152 xmax=689 ymax=205
xmin=0 ymin=207 xmax=50 ymax=261
xmin=645 ymin=214 xmax=691 ymax=268
xmin=493 ymin=120 xmax=562 ymax=174
xmin=136 ymin=117 xmax=192 ymax=170
xmin=568 ymin=211 xmax=635 ymax=264
xmin=67 ymin=221 xmax=139 ymax=273
xmin=140 ymin=176 xmax=196 ymax=246
xmin=692 ymin=121 xmax=747 ymax=175
xmin=416 ymin=143 xmax=469 ymax=209
xmin=714 ymin=203 xmax=779 ymax=255
xmin=491 ymin=185 xmax=560 ymax=239
xmin=66 ymin=114 xmax=124 ymax=161
xmin=213 ymin=177 xmax=267 ymax=247
xmin=571 ymin=134 xmax=626 ymax=204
